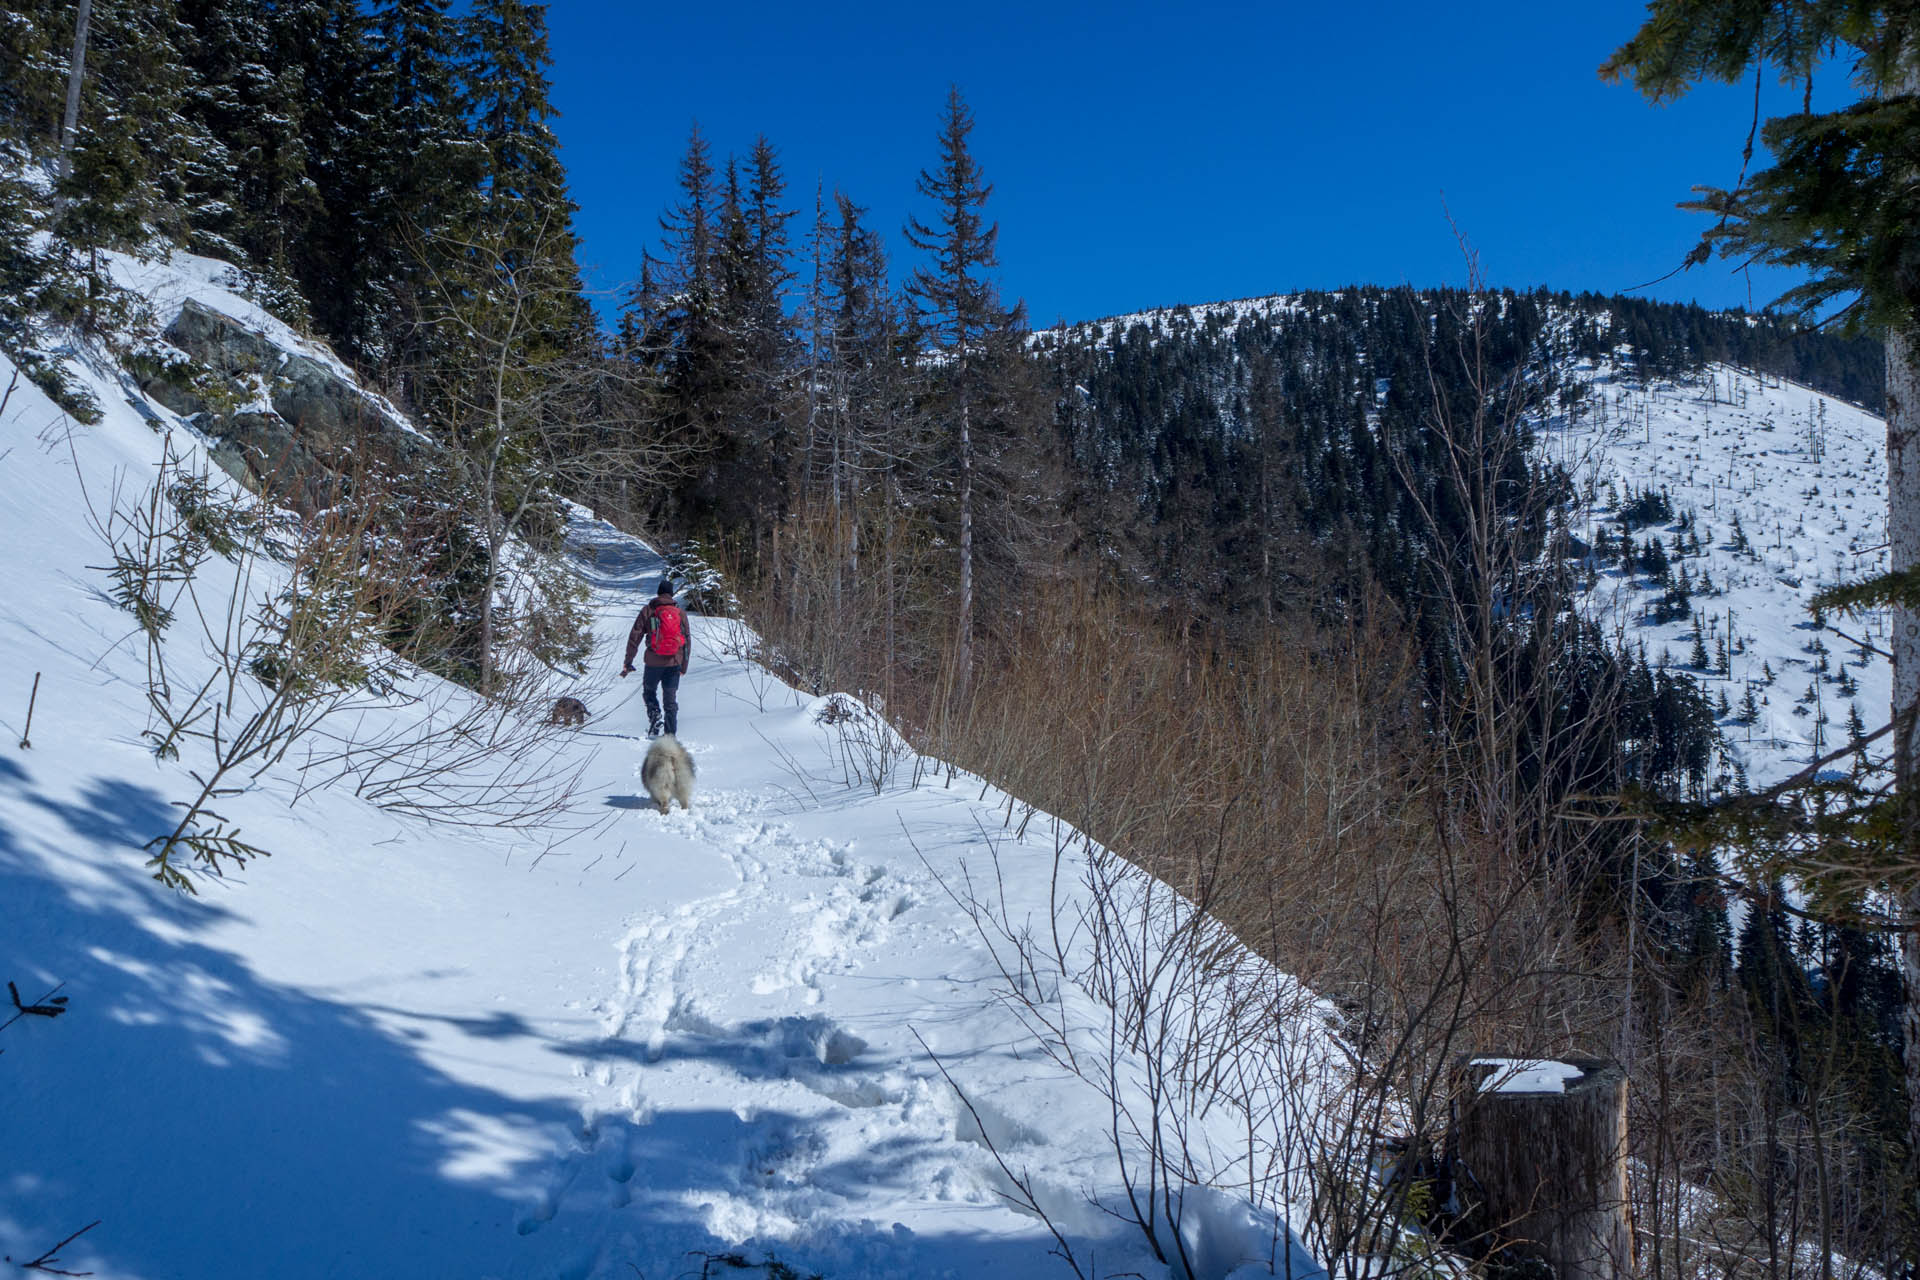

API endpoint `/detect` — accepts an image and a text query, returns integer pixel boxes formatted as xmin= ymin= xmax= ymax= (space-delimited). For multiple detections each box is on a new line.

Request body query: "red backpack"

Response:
xmin=647 ymin=603 xmax=686 ymax=659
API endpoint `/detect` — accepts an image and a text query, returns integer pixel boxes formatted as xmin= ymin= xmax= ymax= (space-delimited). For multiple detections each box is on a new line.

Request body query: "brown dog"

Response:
xmin=548 ymin=696 xmax=588 ymax=727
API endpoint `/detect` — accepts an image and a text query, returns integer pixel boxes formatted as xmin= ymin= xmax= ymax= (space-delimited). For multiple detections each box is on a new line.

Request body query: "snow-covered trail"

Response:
xmin=1 ymin=355 xmax=1312 ymax=1278
xmin=520 ymin=518 xmax=1125 ymax=1277
xmin=0 ymin=525 xmax=1067 ymax=1279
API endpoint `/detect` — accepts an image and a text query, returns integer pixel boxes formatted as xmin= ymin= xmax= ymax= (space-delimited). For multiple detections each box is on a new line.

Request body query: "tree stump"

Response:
xmin=1449 ymin=1056 xmax=1631 ymax=1280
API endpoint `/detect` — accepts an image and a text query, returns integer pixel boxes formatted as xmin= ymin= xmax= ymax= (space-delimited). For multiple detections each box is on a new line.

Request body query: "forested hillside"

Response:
xmin=1 ymin=1 xmax=1913 ymax=1274
xmin=1042 ymin=288 xmax=1881 ymax=618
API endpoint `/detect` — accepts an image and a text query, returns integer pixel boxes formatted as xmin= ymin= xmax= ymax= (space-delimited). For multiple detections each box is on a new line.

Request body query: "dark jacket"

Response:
xmin=625 ymin=599 xmax=691 ymax=672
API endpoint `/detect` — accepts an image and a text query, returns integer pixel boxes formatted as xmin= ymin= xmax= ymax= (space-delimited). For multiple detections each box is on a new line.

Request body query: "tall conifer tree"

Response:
xmin=176 ymin=0 xmax=315 ymax=307
xmin=459 ymin=0 xmax=586 ymax=343
xmin=905 ymin=86 xmax=1019 ymax=689
xmin=622 ymin=125 xmax=737 ymax=529
xmin=285 ymin=0 xmax=386 ymax=362
xmin=52 ymin=0 xmax=197 ymax=317
xmin=367 ymin=0 xmax=473 ymax=399
xmin=720 ymin=137 xmax=797 ymax=522
xmin=0 ymin=0 xmax=69 ymax=147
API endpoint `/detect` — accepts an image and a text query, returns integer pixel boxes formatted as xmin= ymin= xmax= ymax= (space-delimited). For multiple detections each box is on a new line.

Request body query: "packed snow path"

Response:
xmin=1 ymin=295 xmax=1320 ymax=1279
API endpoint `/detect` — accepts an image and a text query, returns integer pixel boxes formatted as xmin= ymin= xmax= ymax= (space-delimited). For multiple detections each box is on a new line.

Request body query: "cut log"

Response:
xmin=1450 ymin=1056 xmax=1631 ymax=1280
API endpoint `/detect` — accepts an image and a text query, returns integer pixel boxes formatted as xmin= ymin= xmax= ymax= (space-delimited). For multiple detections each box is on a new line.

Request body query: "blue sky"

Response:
xmin=543 ymin=1 xmax=1843 ymax=325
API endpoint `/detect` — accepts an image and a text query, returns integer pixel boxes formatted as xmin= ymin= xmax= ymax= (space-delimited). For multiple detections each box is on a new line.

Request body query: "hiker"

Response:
xmin=622 ymin=578 xmax=692 ymax=737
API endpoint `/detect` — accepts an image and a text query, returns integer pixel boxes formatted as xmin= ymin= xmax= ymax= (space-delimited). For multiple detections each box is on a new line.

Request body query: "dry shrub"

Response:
xmin=742 ymin=498 xmax=1611 ymax=1025
xmin=715 ymin=498 xmax=952 ymax=706
xmin=932 ymin=581 xmax=1603 ymax=1043
xmin=79 ymin=427 xmax=604 ymax=891
xmin=736 ymin=514 xmax=1617 ymax=1269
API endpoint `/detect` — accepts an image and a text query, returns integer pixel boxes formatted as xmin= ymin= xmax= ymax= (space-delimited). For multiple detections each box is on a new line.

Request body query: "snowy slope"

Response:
xmin=1056 ymin=282 xmax=1890 ymax=791
xmin=1547 ymin=361 xmax=1889 ymax=789
xmin=0 ymin=258 xmax=1333 ymax=1280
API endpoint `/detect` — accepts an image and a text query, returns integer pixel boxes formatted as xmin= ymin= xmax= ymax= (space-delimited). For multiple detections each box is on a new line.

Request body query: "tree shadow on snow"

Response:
xmin=563 ymin=518 xmax=667 ymax=594
xmin=0 ymin=769 xmax=1156 ymax=1280
xmin=0 ymin=770 xmax=605 ymax=1278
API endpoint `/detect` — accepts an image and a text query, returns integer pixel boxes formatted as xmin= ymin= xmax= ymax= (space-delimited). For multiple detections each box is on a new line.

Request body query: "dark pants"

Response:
xmin=642 ymin=665 xmax=682 ymax=735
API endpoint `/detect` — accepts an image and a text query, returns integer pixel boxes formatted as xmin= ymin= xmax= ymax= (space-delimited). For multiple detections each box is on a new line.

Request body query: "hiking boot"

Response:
xmin=646 ymin=720 xmax=662 ymax=738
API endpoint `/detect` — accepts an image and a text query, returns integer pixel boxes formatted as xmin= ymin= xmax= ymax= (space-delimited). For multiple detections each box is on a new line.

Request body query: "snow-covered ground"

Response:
xmin=1547 ymin=361 xmax=1889 ymax=789
xmin=0 ymin=259 xmax=1331 ymax=1279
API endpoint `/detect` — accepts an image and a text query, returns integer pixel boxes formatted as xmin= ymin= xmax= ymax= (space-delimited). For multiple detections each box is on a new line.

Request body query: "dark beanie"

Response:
xmin=656 ymin=578 xmax=674 ymax=597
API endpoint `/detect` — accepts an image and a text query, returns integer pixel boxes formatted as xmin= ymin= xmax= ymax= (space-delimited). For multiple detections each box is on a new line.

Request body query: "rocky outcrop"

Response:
xmin=146 ymin=298 xmax=444 ymax=510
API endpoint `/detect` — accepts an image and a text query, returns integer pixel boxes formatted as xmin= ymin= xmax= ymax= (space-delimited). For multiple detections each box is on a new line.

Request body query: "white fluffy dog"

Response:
xmin=640 ymin=734 xmax=695 ymax=814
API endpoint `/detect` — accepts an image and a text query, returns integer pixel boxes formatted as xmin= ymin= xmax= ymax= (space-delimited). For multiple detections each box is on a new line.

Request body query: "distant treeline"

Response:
xmin=1559 ymin=290 xmax=1884 ymax=410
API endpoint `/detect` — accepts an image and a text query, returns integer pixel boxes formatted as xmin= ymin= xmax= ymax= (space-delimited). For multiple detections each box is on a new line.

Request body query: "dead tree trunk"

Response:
xmin=50 ymin=0 xmax=92 ymax=229
xmin=1451 ymin=1057 xmax=1632 ymax=1280
xmin=1890 ymin=47 xmax=1920 ymax=1202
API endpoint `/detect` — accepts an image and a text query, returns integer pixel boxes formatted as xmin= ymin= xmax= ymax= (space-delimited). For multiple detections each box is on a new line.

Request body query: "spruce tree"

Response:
xmin=1737 ymin=881 xmax=1811 ymax=1038
xmin=804 ymin=185 xmax=912 ymax=597
xmin=0 ymin=5 xmax=81 ymax=381
xmin=905 ymin=86 xmax=1020 ymax=689
xmin=459 ymin=0 xmax=586 ymax=344
xmin=620 ymin=124 xmax=761 ymax=534
xmin=826 ymin=192 xmax=897 ymax=376
xmin=0 ymin=0 xmax=68 ymax=148
xmin=367 ymin=0 xmax=474 ymax=399
xmin=1640 ymin=535 xmax=1669 ymax=581
xmin=719 ymin=137 xmax=798 ymax=521
xmin=285 ymin=0 xmax=386 ymax=361
xmin=739 ymin=137 xmax=796 ymax=383
xmin=176 ymin=0 xmax=315 ymax=310
xmin=51 ymin=0 xmax=197 ymax=321
xmin=1679 ymin=849 xmax=1733 ymax=980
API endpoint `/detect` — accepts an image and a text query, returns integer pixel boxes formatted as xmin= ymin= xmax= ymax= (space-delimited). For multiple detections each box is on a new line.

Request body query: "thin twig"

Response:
xmin=1 ymin=980 xmax=69 ymax=1035
xmin=19 ymin=670 xmax=40 ymax=749
xmin=11 ymin=1219 xmax=101 ymax=1276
